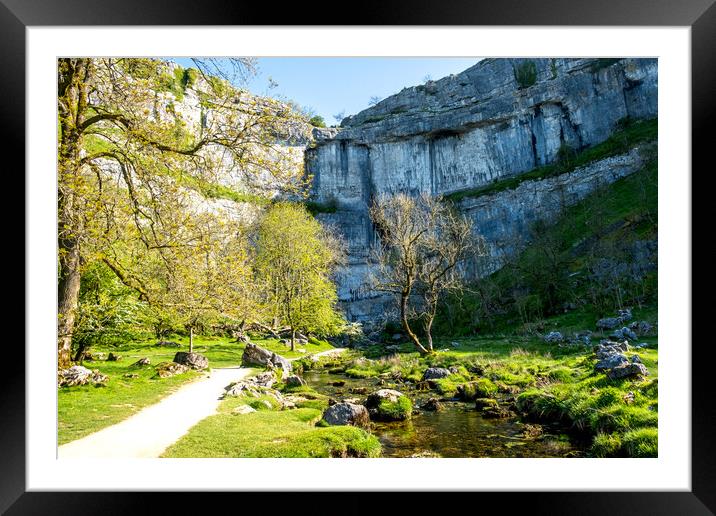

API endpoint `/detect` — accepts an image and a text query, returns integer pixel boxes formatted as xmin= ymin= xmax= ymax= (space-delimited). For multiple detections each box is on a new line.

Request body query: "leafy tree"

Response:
xmin=57 ymin=57 xmax=306 ymax=367
xmin=370 ymin=193 xmax=481 ymax=354
xmin=254 ymin=203 xmax=345 ymax=350
xmin=309 ymin=115 xmax=326 ymax=128
xmin=72 ymin=261 xmax=148 ymax=361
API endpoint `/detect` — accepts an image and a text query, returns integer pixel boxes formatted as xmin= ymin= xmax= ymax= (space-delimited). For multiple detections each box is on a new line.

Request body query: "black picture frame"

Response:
xmin=4 ymin=1 xmax=714 ymax=513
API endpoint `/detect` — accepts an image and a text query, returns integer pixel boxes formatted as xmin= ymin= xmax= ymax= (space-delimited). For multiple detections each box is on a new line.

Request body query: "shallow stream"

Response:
xmin=304 ymin=369 xmax=585 ymax=458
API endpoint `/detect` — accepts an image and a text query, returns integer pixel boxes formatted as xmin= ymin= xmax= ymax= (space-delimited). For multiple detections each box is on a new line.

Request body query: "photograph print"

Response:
xmin=56 ymin=56 xmax=658 ymax=459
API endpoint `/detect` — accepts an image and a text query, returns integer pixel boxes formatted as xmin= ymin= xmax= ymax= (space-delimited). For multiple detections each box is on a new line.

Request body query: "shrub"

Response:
xmin=309 ymin=115 xmax=326 ymax=128
xmin=514 ymin=60 xmax=538 ymax=89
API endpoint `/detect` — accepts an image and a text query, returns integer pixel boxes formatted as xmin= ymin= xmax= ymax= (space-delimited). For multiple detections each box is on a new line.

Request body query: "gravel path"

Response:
xmin=58 ymin=348 xmax=346 ymax=458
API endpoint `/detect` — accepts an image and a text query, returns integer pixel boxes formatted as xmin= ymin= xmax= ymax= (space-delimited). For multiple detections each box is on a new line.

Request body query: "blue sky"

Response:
xmin=172 ymin=57 xmax=481 ymax=124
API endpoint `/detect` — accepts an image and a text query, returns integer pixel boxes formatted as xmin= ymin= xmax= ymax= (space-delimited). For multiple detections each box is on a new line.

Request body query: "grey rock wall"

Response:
xmin=306 ymin=58 xmax=657 ymax=324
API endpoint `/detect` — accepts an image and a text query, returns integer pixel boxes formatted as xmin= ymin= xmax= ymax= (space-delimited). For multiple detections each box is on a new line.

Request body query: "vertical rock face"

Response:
xmin=306 ymin=58 xmax=658 ymax=324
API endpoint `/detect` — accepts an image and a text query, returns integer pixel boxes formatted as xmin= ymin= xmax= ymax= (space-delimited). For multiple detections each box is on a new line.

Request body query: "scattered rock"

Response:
xmin=330 ymin=380 xmax=346 ymax=387
xmin=365 ymin=389 xmax=412 ymax=421
xmin=241 ymin=343 xmax=292 ymax=376
xmin=107 ymin=352 xmax=122 ymax=362
xmin=611 ymin=327 xmax=638 ymax=341
xmin=596 ymin=309 xmax=633 ymax=331
xmin=322 ymin=402 xmax=371 ymax=428
xmin=123 ymin=373 xmax=140 ymax=379
xmin=623 ymin=391 xmax=636 ymax=404
xmin=232 ymin=405 xmax=256 ymax=415
xmin=595 ymin=353 xmax=629 ymax=371
xmin=422 ymin=367 xmax=451 ymax=381
xmin=350 ymin=387 xmax=368 ymax=395
xmin=596 ymin=317 xmax=621 ymax=331
xmin=253 ymin=371 xmax=277 ymax=388
xmin=595 ymin=340 xmax=629 ymax=356
xmin=422 ymin=397 xmax=444 ymax=411
xmin=284 ymin=375 xmax=307 ymax=387
xmin=631 ymin=355 xmax=642 ymax=363
xmin=482 ymin=406 xmax=513 ymax=419
xmin=607 ymin=363 xmax=649 ymax=380
xmin=571 ymin=330 xmax=592 ymax=345
xmin=629 ymin=320 xmax=653 ymax=335
xmin=522 ymin=424 xmax=543 ymax=439
xmin=474 ymin=398 xmax=499 ymax=411
xmin=408 ymin=451 xmax=442 ymax=458
xmin=450 ymin=341 xmax=461 ymax=348
xmin=634 ymin=342 xmax=649 ymax=349
xmin=543 ymin=331 xmax=564 ymax=344
xmin=155 ymin=341 xmax=181 ymax=348
xmin=617 ymin=308 xmax=633 ymax=321
xmin=154 ymin=362 xmax=190 ymax=378
xmin=173 ymin=351 xmax=209 ymax=370
xmin=224 ymin=378 xmax=286 ymax=407
xmin=58 ymin=366 xmax=108 ymax=387
xmin=391 ymin=333 xmax=403 ymax=341
xmin=131 ymin=357 xmax=151 ymax=367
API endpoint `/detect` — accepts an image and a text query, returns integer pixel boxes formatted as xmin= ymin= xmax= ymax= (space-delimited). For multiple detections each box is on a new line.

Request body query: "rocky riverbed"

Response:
xmin=304 ymin=369 xmax=585 ymax=458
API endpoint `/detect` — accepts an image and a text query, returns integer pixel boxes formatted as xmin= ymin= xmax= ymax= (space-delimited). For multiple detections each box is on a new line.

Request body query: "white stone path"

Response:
xmin=58 ymin=348 xmax=346 ymax=458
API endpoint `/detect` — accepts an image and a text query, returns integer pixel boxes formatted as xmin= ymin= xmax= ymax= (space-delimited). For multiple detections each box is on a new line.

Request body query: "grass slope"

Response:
xmin=162 ymin=394 xmax=381 ymax=458
xmin=58 ymin=335 xmax=336 ymax=444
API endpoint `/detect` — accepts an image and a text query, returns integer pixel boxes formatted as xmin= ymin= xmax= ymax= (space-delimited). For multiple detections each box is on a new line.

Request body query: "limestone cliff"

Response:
xmin=305 ymin=58 xmax=658 ymax=323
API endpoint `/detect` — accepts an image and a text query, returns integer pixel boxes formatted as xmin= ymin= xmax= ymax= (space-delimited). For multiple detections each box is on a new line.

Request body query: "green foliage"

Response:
xmin=622 ymin=426 xmax=658 ymax=457
xmin=255 ymin=203 xmax=346 ymax=342
xmin=436 ymin=151 xmax=657 ymax=334
xmin=458 ymin=378 xmax=498 ymax=400
xmin=309 ymin=115 xmax=326 ymax=128
xmin=591 ymin=432 xmax=623 ymax=457
xmin=513 ymin=60 xmax=538 ymax=89
xmin=73 ymin=262 xmax=150 ymax=356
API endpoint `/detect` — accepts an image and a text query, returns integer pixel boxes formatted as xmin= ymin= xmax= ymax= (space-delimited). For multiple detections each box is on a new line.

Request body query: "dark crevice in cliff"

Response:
xmin=340 ymin=140 xmax=349 ymax=181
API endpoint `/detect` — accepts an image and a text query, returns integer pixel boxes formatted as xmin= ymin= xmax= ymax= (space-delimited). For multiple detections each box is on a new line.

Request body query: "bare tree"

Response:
xmin=333 ymin=110 xmax=346 ymax=125
xmin=368 ymin=96 xmax=381 ymax=106
xmin=369 ymin=193 xmax=482 ymax=354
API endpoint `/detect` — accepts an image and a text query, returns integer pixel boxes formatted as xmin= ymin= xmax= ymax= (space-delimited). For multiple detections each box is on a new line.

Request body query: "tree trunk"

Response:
xmin=424 ymin=317 xmax=434 ymax=352
xmin=189 ymin=326 xmax=194 ymax=353
xmin=401 ymin=291 xmax=429 ymax=354
xmin=290 ymin=328 xmax=296 ymax=352
xmin=57 ymin=241 xmax=82 ymax=368
xmin=56 ymin=59 xmax=88 ymax=369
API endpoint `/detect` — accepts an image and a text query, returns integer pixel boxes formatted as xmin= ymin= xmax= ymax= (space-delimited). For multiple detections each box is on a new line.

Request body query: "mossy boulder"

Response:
xmin=457 ymin=378 xmax=498 ymax=401
xmin=365 ymin=389 xmax=413 ymax=421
